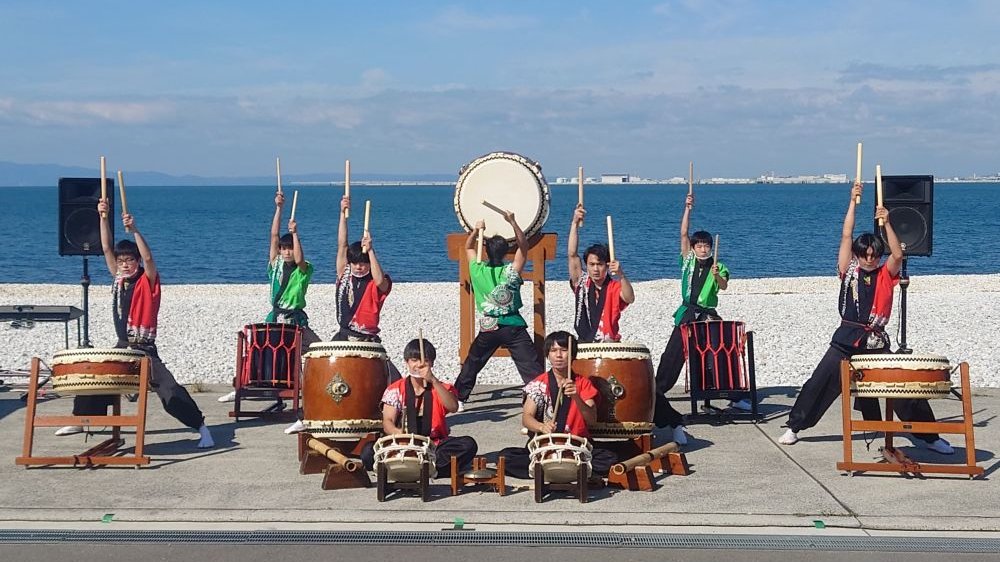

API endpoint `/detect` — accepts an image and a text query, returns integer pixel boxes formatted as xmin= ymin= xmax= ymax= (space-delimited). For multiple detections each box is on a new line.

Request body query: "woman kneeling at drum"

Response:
xmin=778 ymin=181 xmax=952 ymax=454
xmin=501 ymin=331 xmax=617 ymax=479
xmin=361 ymin=339 xmax=478 ymax=475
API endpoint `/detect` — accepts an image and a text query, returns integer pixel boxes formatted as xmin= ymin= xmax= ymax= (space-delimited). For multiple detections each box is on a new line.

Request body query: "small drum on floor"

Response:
xmin=573 ymin=342 xmax=654 ymax=438
xmin=239 ymin=323 xmax=301 ymax=388
xmin=373 ymin=433 xmax=437 ymax=482
xmin=681 ymin=320 xmax=750 ymax=393
xmin=454 ymin=151 xmax=550 ymax=241
xmin=50 ymin=348 xmax=146 ymax=395
xmin=302 ymin=341 xmax=390 ymax=439
xmin=850 ymin=353 xmax=952 ymax=399
xmin=528 ymin=433 xmax=593 ymax=483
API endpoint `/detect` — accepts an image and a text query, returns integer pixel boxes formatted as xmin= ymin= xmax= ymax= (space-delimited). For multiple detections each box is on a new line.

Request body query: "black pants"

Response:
xmin=454 ymin=325 xmax=543 ymax=401
xmin=72 ymin=344 xmax=205 ymax=430
xmin=653 ymin=325 xmax=686 ymax=428
xmin=786 ymin=345 xmax=939 ymax=442
xmin=500 ymin=441 xmax=618 ymax=479
xmin=361 ymin=435 xmax=479 ymax=475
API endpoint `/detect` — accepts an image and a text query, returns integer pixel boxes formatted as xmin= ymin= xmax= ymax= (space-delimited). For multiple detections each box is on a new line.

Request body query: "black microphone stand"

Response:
xmin=896 ymin=249 xmax=912 ymax=355
xmin=80 ymin=255 xmax=92 ymax=348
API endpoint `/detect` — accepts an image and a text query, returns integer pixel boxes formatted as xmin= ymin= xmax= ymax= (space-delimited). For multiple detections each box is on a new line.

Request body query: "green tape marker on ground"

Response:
xmin=813 ymin=520 xmax=826 ymax=529
xmin=453 ymin=517 xmax=465 ymax=530
xmin=101 ymin=514 xmax=115 ymax=524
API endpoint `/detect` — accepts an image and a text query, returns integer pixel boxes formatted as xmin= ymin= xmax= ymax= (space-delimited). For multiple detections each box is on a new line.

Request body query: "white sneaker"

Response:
xmin=197 ymin=424 xmax=215 ymax=449
xmin=284 ymin=419 xmax=306 ymax=434
xmin=457 ymin=401 xmax=465 ymax=413
xmin=54 ymin=425 xmax=84 ymax=436
xmin=217 ymin=391 xmax=237 ymax=403
xmin=924 ymin=438 xmax=954 ymax=455
xmin=672 ymin=425 xmax=688 ymax=446
xmin=729 ymin=399 xmax=753 ymax=412
xmin=778 ymin=428 xmax=799 ymax=445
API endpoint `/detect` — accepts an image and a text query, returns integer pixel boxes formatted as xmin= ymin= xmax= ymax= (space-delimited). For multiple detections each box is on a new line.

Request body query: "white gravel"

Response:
xmin=3 ymin=274 xmax=998 ymax=387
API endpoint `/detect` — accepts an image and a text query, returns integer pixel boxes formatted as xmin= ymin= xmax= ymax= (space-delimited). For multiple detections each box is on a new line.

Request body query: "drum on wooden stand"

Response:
xmin=681 ymin=320 xmax=750 ymax=393
xmin=528 ymin=433 xmax=593 ymax=483
xmin=373 ymin=433 xmax=437 ymax=482
xmin=849 ymin=353 xmax=952 ymax=399
xmin=301 ymin=341 xmax=389 ymax=438
xmin=573 ymin=342 xmax=655 ymax=438
xmin=50 ymin=348 xmax=146 ymax=395
xmin=454 ymin=151 xmax=550 ymax=241
xmin=239 ymin=323 xmax=301 ymax=388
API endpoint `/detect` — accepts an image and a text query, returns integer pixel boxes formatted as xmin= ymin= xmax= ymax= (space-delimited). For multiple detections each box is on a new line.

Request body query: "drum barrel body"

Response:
xmin=302 ymin=348 xmax=388 ymax=433
xmin=242 ymin=323 xmax=300 ymax=387
xmin=850 ymin=353 xmax=952 ymax=399
xmin=573 ymin=343 xmax=654 ymax=436
xmin=50 ymin=348 xmax=144 ymax=395
xmin=682 ymin=321 xmax=747 ymax=392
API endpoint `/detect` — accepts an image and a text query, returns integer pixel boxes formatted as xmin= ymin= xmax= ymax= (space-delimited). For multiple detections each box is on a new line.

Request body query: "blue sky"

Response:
xmin=1 ymin=1 xmax=998 ymax=178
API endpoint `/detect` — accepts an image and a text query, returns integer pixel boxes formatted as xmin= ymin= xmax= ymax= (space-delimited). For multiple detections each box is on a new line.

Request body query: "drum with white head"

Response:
xmin=373 ymin=433 xmax=437 ymax=482
xmin=528 ymin=433 xmax=593 ymax=483
xmin=51 ymin=348 xmax=146 ymax=395
xmin=849 ymin=352 xmax=952 ymax=399
xmin=454 ymin=151 xmax=550 ymax=241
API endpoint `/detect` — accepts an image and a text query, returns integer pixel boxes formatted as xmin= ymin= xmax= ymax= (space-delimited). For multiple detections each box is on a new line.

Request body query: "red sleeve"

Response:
xmin=576 ymin=376 xmax=598 ymax=402
xmin=440 ymin=381 xmax=459 ymax=398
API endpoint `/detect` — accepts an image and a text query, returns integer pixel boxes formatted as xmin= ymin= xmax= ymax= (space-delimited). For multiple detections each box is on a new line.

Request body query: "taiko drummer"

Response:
xmin=360 ymin=339 xmax=478 ymax=474
xmin=57 ymin=198 xmax=215 ymax=448
xmin=567 ymin=204 xmax=635 ymax=343
xmin=779 ymin=181 xmax=952 ymax=454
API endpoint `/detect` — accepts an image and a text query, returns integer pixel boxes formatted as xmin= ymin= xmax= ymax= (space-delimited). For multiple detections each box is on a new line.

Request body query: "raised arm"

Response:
xmin=567 ymin=205 xmax=586 ymax=287
xmin=878 ymin=206 xmax=904 ymax=277
xmin=288 ymin=218 xmax=307 ymax=273
xmin=124 ymin=214 xmax=157 ymax=283
xmin=680 ymin=193 xmax=694 ymax=256
xmin=336 ymin=196 xmax=350 ymax=274
xmin=506 ymin=212 xmax=528 ymax=273
xmin=268 ymin=191 xmax=284 ymax=264
xmin=362 ymin=233 xmax=391 ymax=292
xmin=838 ymin=182 xmax=863 ymax=275
xmin=610 ymin=261 xmax=636 ymax=303
xmin=464 ymin=220 xmax=484 ymax=263
xmin=97 ymin=198 xmax=116 ymax=275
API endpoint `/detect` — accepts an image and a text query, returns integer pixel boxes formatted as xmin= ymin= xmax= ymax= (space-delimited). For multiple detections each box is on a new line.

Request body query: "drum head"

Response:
xmin=454 ymin=152 xmax=550 ymax=241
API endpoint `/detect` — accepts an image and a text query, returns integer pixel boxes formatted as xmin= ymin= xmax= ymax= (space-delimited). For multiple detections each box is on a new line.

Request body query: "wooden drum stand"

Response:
xmin=297 ymin=432 xmax=374 ymax=490
xmin=837 ymin=360 xmax=984 ymax=478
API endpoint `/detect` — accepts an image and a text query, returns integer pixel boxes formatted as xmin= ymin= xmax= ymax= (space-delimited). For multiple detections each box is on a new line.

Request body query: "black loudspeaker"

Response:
xmin=58 ymin=177 xmax=114 ymax=256
xmin=877 ymin=175 xmax=933 ymax=257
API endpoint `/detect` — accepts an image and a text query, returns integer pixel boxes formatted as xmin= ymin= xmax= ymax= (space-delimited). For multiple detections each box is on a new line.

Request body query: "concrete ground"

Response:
xmin=0 ymin=382 xmax=997 ymax=536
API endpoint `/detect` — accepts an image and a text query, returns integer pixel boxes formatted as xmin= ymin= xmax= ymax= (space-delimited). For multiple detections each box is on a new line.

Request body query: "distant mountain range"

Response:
xmin=0 ymin=161 xmax=454 ymax=187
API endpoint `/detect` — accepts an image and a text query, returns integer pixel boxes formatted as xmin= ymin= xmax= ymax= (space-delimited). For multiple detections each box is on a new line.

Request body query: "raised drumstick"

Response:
xmin=344 ymin=159 xmax=351 ymax=218
xmin=481 ymin=199 xmax=507 ymax=216
xmin=876 ymin=164 xmax=884 ymax=226
xmin=476 ymin=225 xmax=484 ymax=263
xmin=276 ymin=157 xmax=283 ymax=193
xmin=290 ymin=190 xmax=299 ymax=221
xmin=713 ymin=234 xmax=719 ymax=264
xmin=854 ymin=142 xmax=862 ymax=204
xmin=418 ymin=328 xmax=426 ymax=364
xmin=100 ymin=156 xmax=107 ymax=218
xmin=362 ymin=200 xmax=371 ymax=253
xmin=606 ymin=215 xmax=616 ymax=262
xmin=117 ymin=170 xmax=131 ymax=233
xmin=577 ymin=166 xmax=585 ymax=227
xmin=688 ymin=161 xmax=694 ymax=195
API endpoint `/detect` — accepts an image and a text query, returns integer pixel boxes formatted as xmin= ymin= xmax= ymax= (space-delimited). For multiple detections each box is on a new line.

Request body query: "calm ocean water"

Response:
xmin=1 ymin=183 xmax=998 ymax=284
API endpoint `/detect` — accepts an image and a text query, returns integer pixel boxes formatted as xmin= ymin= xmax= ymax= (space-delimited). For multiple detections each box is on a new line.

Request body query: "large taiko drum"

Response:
xmin=850 ymin=353 xmax=952 ymax=399
xmin=528 ymin=433 xmax=593 ymax=483
xmin=681 ymin=320 xmax=750 ymax=393
xmin=454 ymin=151 xmax=550 ymax=241
xmin=573 ymin=342 xmax=655 ymax=438
xmin=239 ymin=323 xmax=301 ymax=388
xmin=373 ymin=433 xmax=437 ymax=481
xmin=301 ymin=341 xmax=389 ymax=438
xmin=50 ymin=348 xmax=146 ymax=395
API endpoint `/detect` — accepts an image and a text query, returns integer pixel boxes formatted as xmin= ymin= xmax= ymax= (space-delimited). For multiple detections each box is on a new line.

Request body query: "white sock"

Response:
xmin=197 ymin=424 xmax=215 ymax=448
xmin=778 ymin=428 xmax=799 ymax=445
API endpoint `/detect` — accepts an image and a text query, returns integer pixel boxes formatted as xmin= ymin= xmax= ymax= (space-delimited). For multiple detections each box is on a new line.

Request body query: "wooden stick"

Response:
xmin=854 ymin=142 xmax=862 ymax=204
xmin=876 ymin=164 xmax=884 ymax=226
xmin=306 ymin=438 xmax=361 ymax=472
xmin=344 ymin=159 xmax=351 ymax=218
xmin=362 ymin=200 xmax=371 ymax=253
xmin=688 ymin=161 xmax=694 ymax=195
xmin=577 ymin=166 xmax=585 ymax=228
xmin=418 ymin=328 xmax=426 ymax=364
xmin=290 ymin=190 xmax=299 ymax=221
xmin=476 ymin=227 xmax=484 ymax=263
xmin=276 ymin=157 xmax=283 ymax=193
xmin=611 ymin=442 xmax=680 ymax=474
xmin=713 ymin=234 xmax=719 ymax=264
xmin=606 ymin=215 xmax=616 ymax=262
xmin=99 ymin=156 xmax=107 ymax=218
xmin=568 ymin=335 xmax=574 ymax=373
xmin=117 ymin=170 xmax=131 ymax=233
xmin=481 ymin=199 xmax=506 ymax=216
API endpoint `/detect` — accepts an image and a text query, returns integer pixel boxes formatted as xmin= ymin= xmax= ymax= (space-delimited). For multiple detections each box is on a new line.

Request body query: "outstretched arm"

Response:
xmin=507 ymin=212 xmax=528 ymax=273
xmin=568 ymin=205 xmax=585 ymax=287
xmin=336 ymin=196 xmax=350 ymax=274
xmin=680 ymin=193 xmax=693 ymax=256
xmin=362 ymin=233 xmax=391 ymax=292
xmin=97 ymin=199 xmax=116 ymax=275
xmin=269 ymin=191 xmax=284 ymax=264
xmin=609 ymin=260 xmax=635 ymax=303
xmin=878 ymin=206 xmax=905 ymax=277
xmin=838 ymin=182 xmax=863 ymax=276
xmin=124 ymin=214 xmax=157 ymax=283
xmin=288 ymin=219 xmax=307 ymax=273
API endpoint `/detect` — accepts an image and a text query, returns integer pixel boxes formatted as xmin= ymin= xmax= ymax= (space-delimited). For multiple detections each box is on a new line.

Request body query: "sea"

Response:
xmin=1 ymin=183 xmax=998 ymax=284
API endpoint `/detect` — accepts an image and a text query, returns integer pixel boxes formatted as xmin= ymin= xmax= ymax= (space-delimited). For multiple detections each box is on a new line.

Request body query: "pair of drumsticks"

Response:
xmin=853 ymin=142 xmax=887 ymax=226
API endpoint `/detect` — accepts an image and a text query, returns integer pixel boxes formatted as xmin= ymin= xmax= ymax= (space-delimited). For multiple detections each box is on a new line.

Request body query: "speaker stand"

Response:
xmin=80 ymin=256 xmax=92 ymax=348
xmin=896 ymin=256 xmax=912 ymax=355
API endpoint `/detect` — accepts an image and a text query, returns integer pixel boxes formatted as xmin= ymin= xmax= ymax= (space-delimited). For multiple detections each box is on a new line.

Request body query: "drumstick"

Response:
xmin=99 ymin=156 xmax=107 ymax=218
xmin=713 ymin=234 xmax=719 ymax=264
xmin=577 ymin=166 xmax=585 ymax=228
xmin=290 ymin=190 xmax=299 ymax=221
xmin=476 ymin=226 xmax=484 ymax=263
xmin=344 ymin=159 xmax=351 ymax=218
xmin=568 ymin=336 xmax=574 ymax=374
xmin=688 ymin=161 xmax=694 ymax=195
xmin=418 ymin=328 xmax=426 ymax=364
xmin=276 ymin=156 xmax=283 ymax=193
xmin=481 ymin=199 xmax=507 ymax=217
xmin=117 ymin=170 xmax=131 ymax=233
xmin=362 ymin=200 xmax=371 ymax=253
xmin=876 ymin=164 xmax=884 ymax=226
xmin=606 ymin=215 xmax=616 ymax=262
xmin=854 ymin=142 xmax=862 ymax=204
